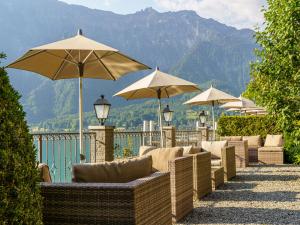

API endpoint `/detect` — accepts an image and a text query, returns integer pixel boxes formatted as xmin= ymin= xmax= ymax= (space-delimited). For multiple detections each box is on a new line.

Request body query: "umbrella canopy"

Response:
xmin=114 ymin=67 xmax=199 ymax=147
xmin=7 ymin=29 xmax=149 ymax=80
xmin=184 ymin=86 xmax=238 ymax=140
xmin=220 ymin=96 xmax=257 ymax=109
xmin=7 ymin=29 xmax=150 ymax=160
xmin=114 ymin=67 xmax=199 ymax=99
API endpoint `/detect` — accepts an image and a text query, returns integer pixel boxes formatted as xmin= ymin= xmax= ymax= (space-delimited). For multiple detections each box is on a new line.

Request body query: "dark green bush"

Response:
xmin=0 ymin=54 xmax=43 ymax=224
xmin=217 ymin=115 xmax=282 ymax=138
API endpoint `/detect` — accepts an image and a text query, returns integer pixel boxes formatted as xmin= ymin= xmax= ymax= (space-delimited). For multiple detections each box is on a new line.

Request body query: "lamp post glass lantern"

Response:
xmin=163 ymin=105 xmax=173 ymax=126
xmin=199 ymin=110 xmax=207 ymax=127
xmin=94 ymin=95 xmax=111 ymax=125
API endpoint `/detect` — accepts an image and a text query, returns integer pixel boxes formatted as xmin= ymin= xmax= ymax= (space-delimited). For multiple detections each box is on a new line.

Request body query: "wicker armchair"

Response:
xmin=186 ymin=151 xmax=212 ymax=200
xmin=201 ymin=141 xmax=236 ymax=181
xmin=41 ymin=172 xmax=172 ymax=225
xmin=143 ymin=147 xmax=194 ymax=222
xmin=258 ymin=134 xmax=284 ymax=164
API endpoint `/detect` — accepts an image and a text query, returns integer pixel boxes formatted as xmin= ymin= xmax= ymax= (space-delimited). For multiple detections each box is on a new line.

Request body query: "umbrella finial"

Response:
xmin=156 ymin=66 xmax=159 ymax=71
xmin=77 ymin=29 xmax=83 ymax=36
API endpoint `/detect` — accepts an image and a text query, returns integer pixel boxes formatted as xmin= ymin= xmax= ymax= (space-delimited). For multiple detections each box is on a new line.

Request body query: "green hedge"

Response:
xmin=217 ymin=115 xmax=282 ymax=138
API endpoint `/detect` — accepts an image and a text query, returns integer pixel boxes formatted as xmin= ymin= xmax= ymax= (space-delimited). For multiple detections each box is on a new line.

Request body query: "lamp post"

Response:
xmin=94 ymin=95 xmax=111 ymax=125
xmin=163 ymin=105 xmax=173 ymax=126
xmin=199 ymin=110 xmax=207 ymax=127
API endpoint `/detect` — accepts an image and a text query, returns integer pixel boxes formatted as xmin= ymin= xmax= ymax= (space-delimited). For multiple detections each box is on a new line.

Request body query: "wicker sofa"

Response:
xmin=141 ymin=147 xmax=194 ymax=222
xmin=182 ymin=146 xmax=212 ymax=200
xmin=40 ymin=156 xmax=172 ymax=225
xmin=220 ymin=136 xmax=249 ymax=168
xmin=201 ymin=141 xmax=236 ymax=181
xmin=258 ymin=134 xmax=284 ymax=164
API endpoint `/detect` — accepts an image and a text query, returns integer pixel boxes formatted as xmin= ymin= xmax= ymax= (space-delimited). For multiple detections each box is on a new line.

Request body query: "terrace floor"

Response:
xmin=179 ymin=165 xmax=300 ymax=225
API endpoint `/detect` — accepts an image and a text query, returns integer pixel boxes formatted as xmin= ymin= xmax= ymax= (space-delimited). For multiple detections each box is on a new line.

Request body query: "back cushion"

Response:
xmin=145 ymin=147 xmax=183 ymax=172
xmin=201 ymin=141 xmax=228 ymax=159
xmin=38 ymin=163 xmax=52 ymax=183
xmin=220 ymin=136 xmax=242 ymax=141
xmin=243 ymin=135 xmax=261 ymax=146
xmin=72 ymin=155 xmax=152 ymax=183
xmin=183 ymin=146 xmax=201 ymax=156
xmin=139 ymin=145 xmax=156 ymax=156
xmin=264 ymin=134 xmax=283 ymax=147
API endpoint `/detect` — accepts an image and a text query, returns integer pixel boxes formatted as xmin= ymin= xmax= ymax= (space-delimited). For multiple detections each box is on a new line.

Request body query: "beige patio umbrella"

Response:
xmin=7 ymin=29 xmax=150 ymax=160
xmin=114 ymin=67 xmax=199 ymax=147
xmin=184 ymin=86 xmax=238 ymax=140
xmin=220 ymin=95 xmax=257 ymax=115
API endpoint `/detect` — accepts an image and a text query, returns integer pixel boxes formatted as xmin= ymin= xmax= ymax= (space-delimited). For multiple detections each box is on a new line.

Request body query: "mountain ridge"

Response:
xmin=1 ymin=0 xmax=256 ymax=125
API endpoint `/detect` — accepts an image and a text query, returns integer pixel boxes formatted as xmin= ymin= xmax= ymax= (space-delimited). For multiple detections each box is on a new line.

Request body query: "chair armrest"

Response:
xmin=168 ymin=156 xmax=193 ymax=222
xmin=189 ymin=151 xmax=212 ymax=199
xmin=41 ymin=172 xmax=172 ymax=225
xmin=221 ymin=146 xmax=236 ymax=181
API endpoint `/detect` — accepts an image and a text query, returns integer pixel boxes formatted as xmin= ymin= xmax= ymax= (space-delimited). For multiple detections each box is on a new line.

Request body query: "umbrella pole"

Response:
xmin=212 ymin=101 xmax=215 ymax=141
xmin=157 ymin=90 xmax=164 ymax=147
xmin=78 ymin=63 xmax=84 ymax=163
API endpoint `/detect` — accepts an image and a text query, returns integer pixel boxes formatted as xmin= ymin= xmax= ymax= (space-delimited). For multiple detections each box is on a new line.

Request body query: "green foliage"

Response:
xmin=217 ymin=115 xmax=282 ymax=138
xmin=0 ymin=54 xmax=43 ymax=224
xmin=245 ymin=0 xmax=300 ymax=164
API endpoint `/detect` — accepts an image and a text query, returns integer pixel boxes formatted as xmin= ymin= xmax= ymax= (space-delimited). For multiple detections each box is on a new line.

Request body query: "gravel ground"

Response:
xmin=178 ymin=165 xmax=300 ymax=225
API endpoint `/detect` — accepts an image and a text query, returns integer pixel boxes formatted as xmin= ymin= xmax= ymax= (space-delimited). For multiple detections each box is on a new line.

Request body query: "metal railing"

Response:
xmin=32 ymin=132 xmax=96 ymax=182
xmin=114 ymin=131 xmax=165 ymax=158
xmin=175 ymin=130 xmax=202 ymax=147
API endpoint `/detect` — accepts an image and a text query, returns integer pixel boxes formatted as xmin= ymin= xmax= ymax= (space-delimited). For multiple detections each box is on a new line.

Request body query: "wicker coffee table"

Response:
xmin=211 ymin=166 xmax=224 ymax=190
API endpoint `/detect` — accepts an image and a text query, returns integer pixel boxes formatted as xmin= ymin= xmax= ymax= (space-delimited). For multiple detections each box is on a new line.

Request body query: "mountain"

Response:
xmin=0 ymin=0 xmax=256 ymax=125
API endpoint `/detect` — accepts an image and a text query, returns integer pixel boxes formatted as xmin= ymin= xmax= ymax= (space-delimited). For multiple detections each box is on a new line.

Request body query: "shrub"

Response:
xmin=217 ymin=115 xmax=282 ymax=138
xmin=0 ymin=53 xmax=43 ymax=224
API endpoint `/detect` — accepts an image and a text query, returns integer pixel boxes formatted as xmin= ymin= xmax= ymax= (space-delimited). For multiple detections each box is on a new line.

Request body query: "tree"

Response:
xmin=245 ymin=0 xmax=300 ymax=163
xmin=0 ymin=53 xmax=43 ymax=224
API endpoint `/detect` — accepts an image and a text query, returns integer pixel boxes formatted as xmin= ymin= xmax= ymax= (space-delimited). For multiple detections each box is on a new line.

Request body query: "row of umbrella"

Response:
xmin=7 ymin=30 xmax=263 ymax=157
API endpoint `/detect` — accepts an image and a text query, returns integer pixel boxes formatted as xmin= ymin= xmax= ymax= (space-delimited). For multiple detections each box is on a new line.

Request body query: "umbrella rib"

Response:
xmin=117 ymin=52 xmax=151 ymax=69
xmin=82 ymin=50 xmax=94 ymax=64
xmin=6 ymin=50 xmax=46 ymax=67
xmin=52 ymin=50 xmax=72 ymax=80
xmin=92 ymin=51 xmax=116 ymax=81
xmin=126 ymin=90 xmax=139 ymax=100
xmin=64 ymin=50 xmax=78 ymax=63
xmin=44 ymin=51 xmax=78 ymax=65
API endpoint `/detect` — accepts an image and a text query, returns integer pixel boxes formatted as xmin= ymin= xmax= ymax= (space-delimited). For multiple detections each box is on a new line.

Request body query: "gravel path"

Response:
xmin=178 ymin=165 xmax=300 ymax=225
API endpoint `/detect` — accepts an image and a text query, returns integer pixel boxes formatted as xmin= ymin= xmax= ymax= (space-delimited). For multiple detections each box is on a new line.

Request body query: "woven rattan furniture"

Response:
xmin=168 ymin=156 xmax=194 ymax=222
xmin=144 ymin=147 xmax=194 ymax=222
xmin=228 ymin=140 xmax=249 ymax=168
xmin=41 ymin=172 xmax=172 ymax=225
xmin=243 ymin=135 xmax=262 ymax=163
xmin=201 ymin=141 xmax=236 ymax=181
xmin=211 ymin=166 xmax=224 ymax=190
xmin=258 ymin=135 xmax=284 ymax=164
xmin=187 ymin=151 xmax=212 ymax=200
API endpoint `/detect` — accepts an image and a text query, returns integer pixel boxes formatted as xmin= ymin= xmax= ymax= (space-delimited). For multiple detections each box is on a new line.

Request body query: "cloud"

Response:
xmin=155 ymin=0 xmax=266 ymax=29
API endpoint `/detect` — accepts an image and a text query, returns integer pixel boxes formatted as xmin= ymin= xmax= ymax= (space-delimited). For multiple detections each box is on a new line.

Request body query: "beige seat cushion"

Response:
xmin=211 ymin=159 xmax=222 ymax=166
xmin=259 ymin=146 xmax=283 ymax=152
xmin=264 ymin=134 xmax=283 ymax=147
xmin=201 ymin=141 xmax=228 ymax=159
xmin=243 ymin=135 xmax=261 ymax=147
xmin=220 ymin=136 xmax=242 ymax=141
xmin=145 ymin=147 xmax=183 ymax=172
xmin=139 ymin=145 xmax=156 ymax=156
xmin=183 ymin=145 xmax=201 ymax=155
xmin=38 ymin=163 xmax=52 ymax=183
xmin=72 ymin=155 xmax=152 ymax=183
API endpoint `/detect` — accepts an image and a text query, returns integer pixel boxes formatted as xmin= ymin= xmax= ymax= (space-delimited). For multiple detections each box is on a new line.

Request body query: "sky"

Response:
xmin=60 ymin=0 xmax=267 ymax=29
